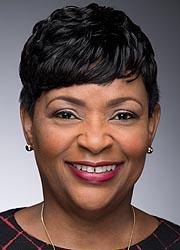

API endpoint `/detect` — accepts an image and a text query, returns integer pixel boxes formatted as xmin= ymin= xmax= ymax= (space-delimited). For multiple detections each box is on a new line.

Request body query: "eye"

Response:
xmin=111 ymin=111 xmax=137 ymax=121
xmin=54 ymin=110 xmax=78 ymax=120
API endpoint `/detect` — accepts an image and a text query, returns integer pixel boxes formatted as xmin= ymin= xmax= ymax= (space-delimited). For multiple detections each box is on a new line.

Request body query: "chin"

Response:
xmin=71 ymin=201 xmax=113 ymax=221
xmin=66 ymin=186 xmax=124 ymax=218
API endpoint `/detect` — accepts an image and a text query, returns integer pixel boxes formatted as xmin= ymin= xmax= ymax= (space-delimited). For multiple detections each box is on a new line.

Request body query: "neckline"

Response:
xmin=11 ymin=207 xmax=164 ymax=250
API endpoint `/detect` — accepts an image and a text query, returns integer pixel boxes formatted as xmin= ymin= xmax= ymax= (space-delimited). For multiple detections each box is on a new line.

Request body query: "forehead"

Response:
xmin=39 ymin=77 xmax=148 ymax=108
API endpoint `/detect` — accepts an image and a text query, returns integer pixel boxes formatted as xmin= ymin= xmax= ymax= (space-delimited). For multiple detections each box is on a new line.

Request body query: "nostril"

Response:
xmin=77 ymin=133 xmax=113 ymax=154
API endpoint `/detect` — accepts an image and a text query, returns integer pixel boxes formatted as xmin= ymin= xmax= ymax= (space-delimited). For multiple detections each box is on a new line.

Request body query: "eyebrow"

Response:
xmin=107 ymin=97 xmax=143 ymax=108
xmin=47 ymin=96 xmax=86 ymax=107
xmin=47 ymin=96 xmax=143 ymax=108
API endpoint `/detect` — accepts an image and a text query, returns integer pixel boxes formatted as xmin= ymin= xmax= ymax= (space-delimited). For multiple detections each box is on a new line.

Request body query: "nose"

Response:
xmin=77 ymin=120 xmax=113 ymax=154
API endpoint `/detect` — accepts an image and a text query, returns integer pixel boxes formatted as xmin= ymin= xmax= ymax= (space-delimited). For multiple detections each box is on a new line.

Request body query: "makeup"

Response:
xmin=66 ymin=161 xmax=124 ymax=184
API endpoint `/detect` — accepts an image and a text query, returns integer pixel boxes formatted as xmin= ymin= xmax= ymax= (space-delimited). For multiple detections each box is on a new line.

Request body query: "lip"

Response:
xmin=65 ymin=161 xmax=124 ymax=184
xmin=66 ymin=160 xmax=123 ymax=167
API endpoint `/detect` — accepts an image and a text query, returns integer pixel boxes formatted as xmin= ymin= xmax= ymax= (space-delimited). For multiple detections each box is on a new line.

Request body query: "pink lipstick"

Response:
xmin=65 ymin=161 xmax=124 ymax=184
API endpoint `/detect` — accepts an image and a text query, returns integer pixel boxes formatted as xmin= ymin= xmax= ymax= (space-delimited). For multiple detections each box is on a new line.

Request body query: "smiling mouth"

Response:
xmin=65 ymin=161 xmax=124 ymax=183
xmin=70 ymin=164 xmax=117 ymax=173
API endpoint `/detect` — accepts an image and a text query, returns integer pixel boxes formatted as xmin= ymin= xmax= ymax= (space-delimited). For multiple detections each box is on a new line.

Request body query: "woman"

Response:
xmin=0 ymin=3 xmax=179 ymax=250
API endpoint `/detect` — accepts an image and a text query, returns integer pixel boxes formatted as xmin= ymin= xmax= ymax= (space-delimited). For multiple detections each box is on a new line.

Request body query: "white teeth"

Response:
xmin=95 ymin=167 xmax=103 ymax=173
xmin=76 ymin=164 xmax=82 ymax=170
xmin=111 ymin=165 xmax=116 ymax=171
xmin=73 ymin=164 xmax=117 ymax=173
xmin=87 ymin=166 xmax=95 ymax=173
xmin=102 ymin=166 xmax=107 ymax=172
xmin=82 ymin=165 xmax=87 ymax=171
xmin=107 ymin=166 xmax=111 ymax=171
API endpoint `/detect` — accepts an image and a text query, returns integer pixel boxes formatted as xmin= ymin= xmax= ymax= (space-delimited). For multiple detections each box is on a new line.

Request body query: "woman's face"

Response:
xmin=21 ymin=77 xmax=160 ymax=213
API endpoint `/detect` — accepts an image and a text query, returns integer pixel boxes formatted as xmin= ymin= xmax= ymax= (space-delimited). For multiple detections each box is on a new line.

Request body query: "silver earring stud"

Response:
xmin=25 ymin=144 xmax=33 ymax=152
xmin=147 ymin=146 xmax=153 ymax=154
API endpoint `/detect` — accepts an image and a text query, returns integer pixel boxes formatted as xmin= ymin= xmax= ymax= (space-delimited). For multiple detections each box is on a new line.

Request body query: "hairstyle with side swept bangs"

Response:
xmin=19 ymin=3 xmax=159 ymax=116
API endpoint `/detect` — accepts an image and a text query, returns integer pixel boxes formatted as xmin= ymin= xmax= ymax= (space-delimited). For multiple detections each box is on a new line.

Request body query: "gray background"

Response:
xmin=0 ymin=0 xmax=180 ymax=224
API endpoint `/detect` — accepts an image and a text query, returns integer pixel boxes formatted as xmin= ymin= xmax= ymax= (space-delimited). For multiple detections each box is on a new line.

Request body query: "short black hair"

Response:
xmin=19 ymin=3 xmax=159 ymax=116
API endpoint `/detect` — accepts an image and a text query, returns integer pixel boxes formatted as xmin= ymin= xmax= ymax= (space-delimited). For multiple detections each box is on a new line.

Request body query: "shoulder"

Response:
xmin=0 ymin=208 xmax=48 ymax=249
xmin=156 ymin=217 xmax=180 ymax=239
xmin=139 ymin=217 xmax=180 ymax=249
xmin=0 ymin=208 xmax=19 ymax=230
xmin=158 ymin=217 xmax=180 ymax=233
xmin=0 ymin=208 xmax=21 ymax=247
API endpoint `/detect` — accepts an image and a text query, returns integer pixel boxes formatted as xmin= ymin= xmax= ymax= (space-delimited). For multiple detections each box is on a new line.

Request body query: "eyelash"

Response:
xmin=54 ymin=110 xmax=137 ymax=121
xmin=54 ymin=110 xmax=78 ymax=120
xmin=111 ymin=111 xmax=138 ymax=121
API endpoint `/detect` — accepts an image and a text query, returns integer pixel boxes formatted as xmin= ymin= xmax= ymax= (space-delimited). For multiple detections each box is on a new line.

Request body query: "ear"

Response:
xmin=148 ymin=104 xmax=161 ymax=145
xmin=20 ymin=105 xmax=34 ymax=146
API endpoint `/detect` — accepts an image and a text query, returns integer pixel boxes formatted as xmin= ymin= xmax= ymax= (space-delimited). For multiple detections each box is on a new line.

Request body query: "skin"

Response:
xmin=16 ymin=76 xmax=160 ymax=250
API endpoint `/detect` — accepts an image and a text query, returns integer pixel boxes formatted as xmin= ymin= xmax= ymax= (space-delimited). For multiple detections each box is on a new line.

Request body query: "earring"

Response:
xmin=25 ymin=144 xmax=33 ymax=152
xmin=147 ymin=146 xmax=153 ymax=154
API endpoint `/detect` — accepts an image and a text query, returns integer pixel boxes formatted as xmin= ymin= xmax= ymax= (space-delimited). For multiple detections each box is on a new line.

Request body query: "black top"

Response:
xmin=0 ymin=208 xmax=180 ymax=249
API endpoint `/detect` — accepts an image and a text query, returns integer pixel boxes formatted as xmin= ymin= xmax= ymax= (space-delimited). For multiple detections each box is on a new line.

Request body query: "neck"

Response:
xmin=41 ymin=195 xmax=134 ymax=249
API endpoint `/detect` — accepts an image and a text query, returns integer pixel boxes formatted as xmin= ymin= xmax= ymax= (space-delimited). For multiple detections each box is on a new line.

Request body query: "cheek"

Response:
xmin=32 ymin=122 xmax=75 ymax=158
xmin=117 ymin=127 xmax=149 ymax=184
xmin=118 ymin=126 xmax=149 ymax=158
xmin=125 ymin=137 xmax=147 ymax=156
